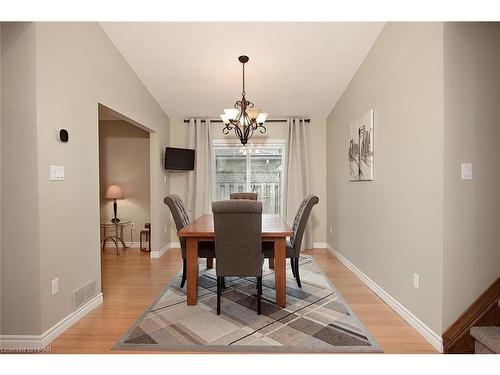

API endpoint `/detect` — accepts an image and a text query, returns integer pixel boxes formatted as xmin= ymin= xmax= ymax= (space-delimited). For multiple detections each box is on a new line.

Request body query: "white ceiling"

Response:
xmin=100 ymin=22 xmax=385 ymax=119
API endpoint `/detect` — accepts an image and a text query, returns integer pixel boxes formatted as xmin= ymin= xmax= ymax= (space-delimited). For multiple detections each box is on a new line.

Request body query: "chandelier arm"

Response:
xmin=222 ymin=123 xmax=233 ymax=135
xmin=258 ymin=123 xmax=267 ymax=134
xmin=247 ymin=124 xmax=255 ymax=140
xmin=233 ymin=122 xmax=244 ymax=141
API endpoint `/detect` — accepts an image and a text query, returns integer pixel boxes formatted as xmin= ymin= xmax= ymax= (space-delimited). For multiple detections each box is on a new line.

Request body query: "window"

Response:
xmin=213 ymin=140 xmax=286 ymax=215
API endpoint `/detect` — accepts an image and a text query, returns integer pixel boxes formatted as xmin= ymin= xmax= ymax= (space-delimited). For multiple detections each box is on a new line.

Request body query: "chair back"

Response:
xmin=290 ymin=195 xmax=319 ymax=254
xmin=229 ymin=192 xmax=258 ymax=201
xmin=164 ymin=194 xmax=190 ymax=255
xmin=212 ymin=200 xmax=263 ymax=277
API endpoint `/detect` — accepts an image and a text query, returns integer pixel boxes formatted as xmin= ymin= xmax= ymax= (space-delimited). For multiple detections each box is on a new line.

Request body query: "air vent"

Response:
xmin=72 ymin=279 xmax=97 ymax=310
xmin=85 ymin=279 xmax=97 ymax=301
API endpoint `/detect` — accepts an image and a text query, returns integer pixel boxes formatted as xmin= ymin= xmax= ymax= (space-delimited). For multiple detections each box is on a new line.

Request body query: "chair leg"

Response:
xmin=217 ymin=277 xmax=221 ymax=315
xmin=221 ymin=277 xmax=226 ymax=289
xmin=256 ymin=276 xmax=262 ymax=315
xmin=290 ymin=258 xmax=296 ymax=278
xmin=180 ymin=258 xmax=187 ymax=288
xmin=206 ymin=257 xmax=213 ymax=269
xmin=294 ymin=257 xmax=302 ymax=288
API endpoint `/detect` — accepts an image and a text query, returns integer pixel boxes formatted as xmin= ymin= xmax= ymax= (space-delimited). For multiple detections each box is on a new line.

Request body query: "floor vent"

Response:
xmin=73 ymin=279 xmax=97 ymax=310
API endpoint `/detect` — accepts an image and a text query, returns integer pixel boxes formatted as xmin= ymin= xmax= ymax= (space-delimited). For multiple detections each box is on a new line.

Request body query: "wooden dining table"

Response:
xmin=177 ymin=214 xmax=294 ymax=307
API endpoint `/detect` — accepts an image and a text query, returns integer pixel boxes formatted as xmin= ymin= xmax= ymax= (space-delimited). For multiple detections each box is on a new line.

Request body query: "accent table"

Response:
xmin=178 ymin=214 xmax=294 ymax=307
xmin=101 ymin=220 xmax=132 ymax=255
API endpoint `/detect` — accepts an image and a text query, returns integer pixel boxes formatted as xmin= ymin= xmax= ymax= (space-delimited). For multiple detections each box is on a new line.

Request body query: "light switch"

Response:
xmin=49 ymin=165 xmax=64 ymax=181
xmin=461 ymin=163 xmax=472 ymax=180
xmin=52 ymin=278 xmax=59 ymax=295
xmin=413 ymin=273 xmax=420 ymax=290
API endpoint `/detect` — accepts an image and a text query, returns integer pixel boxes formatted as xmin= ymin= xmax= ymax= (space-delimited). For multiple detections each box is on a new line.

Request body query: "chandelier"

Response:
xmin=220 ymin=55 xmax=268 ymax=145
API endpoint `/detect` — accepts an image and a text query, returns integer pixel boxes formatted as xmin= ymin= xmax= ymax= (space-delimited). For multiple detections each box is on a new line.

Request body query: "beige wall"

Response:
xmin=1 ymin=22 xmax=170 ymax=335
xmin=1 ymin=23 xmax=42 ymax=335
xmin=442 ymin=23 xmax=500 ymax=329
xmin=168 ymin=118 xmax=327 ymax=245
xmin=326 ymin=23 xmax=445 ymax=334
xmin=99 ymin=120 xmax=151 ymax=243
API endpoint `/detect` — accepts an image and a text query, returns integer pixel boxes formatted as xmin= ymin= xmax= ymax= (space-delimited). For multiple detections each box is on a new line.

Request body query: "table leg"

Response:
xmin=268 ymin=258 xmax=275 ymax=269
xmin=274 ymin=237 xmax=286 ymax=307
xmin=102 ymin=236 xmax=119 ymax=255
xmin=116 ymin=235 xmax=127 ymax=249
xmin=186 ymin=237 xmax=199 ymax=305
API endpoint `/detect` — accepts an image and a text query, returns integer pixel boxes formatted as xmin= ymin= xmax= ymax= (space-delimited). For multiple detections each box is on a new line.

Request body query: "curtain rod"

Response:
xmin=183 ymin=118 xmax=311 ymax=124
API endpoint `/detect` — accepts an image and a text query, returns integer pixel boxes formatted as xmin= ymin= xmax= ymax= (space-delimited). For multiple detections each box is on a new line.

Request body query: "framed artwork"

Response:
xmin=348 ymin=109 xmax=374 ymax=181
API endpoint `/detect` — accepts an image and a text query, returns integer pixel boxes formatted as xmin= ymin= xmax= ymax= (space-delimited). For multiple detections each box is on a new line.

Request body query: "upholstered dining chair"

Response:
xmin=262 ymin=194 xmax=319 ymax=288
xmin=229 ymin=192 xmax=258 ymax=200
xmin=164 ymin=194 xmax=215 ymax=288
xmin=212 ymin=200 xmax=264 ymax=315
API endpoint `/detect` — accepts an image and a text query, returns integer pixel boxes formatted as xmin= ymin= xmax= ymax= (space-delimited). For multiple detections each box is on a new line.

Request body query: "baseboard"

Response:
xmin=0 ymin=293 xmax=103 ymax=350
xmin=101 ymin=241 xmax=141 ymax=248
xmin=150 ymin=242 xmax=180 ymax=258
xmin=312 ymin=242 xmax=328 ymax=249
xmin=326 ymin=244 xmax=443 ymax=353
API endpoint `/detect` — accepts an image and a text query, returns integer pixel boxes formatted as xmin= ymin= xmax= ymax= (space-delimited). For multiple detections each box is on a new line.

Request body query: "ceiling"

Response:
xmin=100 ymin=22 xmax=385 ymax=119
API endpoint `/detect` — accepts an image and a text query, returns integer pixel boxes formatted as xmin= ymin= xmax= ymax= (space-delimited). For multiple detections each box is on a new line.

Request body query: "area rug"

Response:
xmin=114 ymin=255 xmax=382 ymax=353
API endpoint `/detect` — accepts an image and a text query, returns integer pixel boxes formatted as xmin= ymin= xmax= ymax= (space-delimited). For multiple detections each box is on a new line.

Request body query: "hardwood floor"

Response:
xmin=49 ymin=247 xmax=437 ymax=353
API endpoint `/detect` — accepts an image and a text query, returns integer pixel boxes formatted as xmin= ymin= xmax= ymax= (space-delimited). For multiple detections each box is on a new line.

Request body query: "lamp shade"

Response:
xmin=224 ymin=108 xmax=239 ymax=120
xmin=104 ymin=184 xmax=124 ymax=199
xmin=220 ymin=114 xmax=230 ymax=124
xmin=246 ymin=108 xmax=260 ymax=120
xmin=256 ymin=112 xmax=268 ymax=124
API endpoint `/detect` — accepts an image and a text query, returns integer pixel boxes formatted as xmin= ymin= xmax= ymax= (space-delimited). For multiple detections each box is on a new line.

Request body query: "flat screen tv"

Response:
xmin=164 ymin=147 xmax=195 ymax=170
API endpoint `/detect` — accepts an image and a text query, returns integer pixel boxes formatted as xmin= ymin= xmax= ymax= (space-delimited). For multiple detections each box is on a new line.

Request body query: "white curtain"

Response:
xmin=285 ymin=118 xmax=312 ymax=250
xmin=187 ymin=118 xmax=212 ymax=219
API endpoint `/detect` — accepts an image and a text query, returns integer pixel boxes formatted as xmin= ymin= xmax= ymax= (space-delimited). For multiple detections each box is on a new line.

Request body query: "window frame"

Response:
xmin=211 ymin=138 xmax=287 ymax=216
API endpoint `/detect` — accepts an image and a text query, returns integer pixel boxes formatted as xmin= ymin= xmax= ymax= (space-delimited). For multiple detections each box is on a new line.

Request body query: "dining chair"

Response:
xmin=212 ymin=199 xmax=264 ymax=315
xmin=164 ymin=194 xmax=215 ymax=288
xmin=229 ymin=192 xmax=258 ymax=200
xmin=262 ymin=194 xmax=319 ymax=288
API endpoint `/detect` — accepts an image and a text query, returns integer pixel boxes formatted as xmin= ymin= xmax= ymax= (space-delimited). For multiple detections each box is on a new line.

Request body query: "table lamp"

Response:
xmin=105 ymin=184 xmax=124 ymax=223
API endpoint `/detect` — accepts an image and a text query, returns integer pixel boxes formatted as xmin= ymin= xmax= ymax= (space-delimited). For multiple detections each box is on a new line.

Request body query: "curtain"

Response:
xmin=285 ymin=118 xmax=312 ymax=250
xmin=186 ymin=118 xmax=212 ymax=220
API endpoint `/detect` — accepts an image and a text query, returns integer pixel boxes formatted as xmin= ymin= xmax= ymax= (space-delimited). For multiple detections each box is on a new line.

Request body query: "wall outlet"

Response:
xmin=164 ymin=225 xmax=167 ymax=233
xmin=329 ymin=226 xmax=333 ymax=234
xmin=51 ymin=278 xmax=59 ymax=295
xmin=413 ymin=273 xmax=420 ymax=290
xmin=164 ymin=175 xmax=167 ymax=183
xmin=461 ymin=163 xmax=472 ymax=180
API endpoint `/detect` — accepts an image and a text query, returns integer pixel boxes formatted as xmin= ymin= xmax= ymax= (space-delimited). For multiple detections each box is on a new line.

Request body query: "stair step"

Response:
xmin=470 ymin=326 xmax=500 ymax=354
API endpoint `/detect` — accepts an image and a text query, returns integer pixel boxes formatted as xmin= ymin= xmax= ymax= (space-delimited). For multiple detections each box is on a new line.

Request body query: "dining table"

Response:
xmin=177 ymin=213 xmax=294 ymax=307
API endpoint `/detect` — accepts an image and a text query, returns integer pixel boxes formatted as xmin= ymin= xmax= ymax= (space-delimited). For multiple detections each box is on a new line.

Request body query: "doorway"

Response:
xmin=98 ymin=105 xmax=152 ymax=262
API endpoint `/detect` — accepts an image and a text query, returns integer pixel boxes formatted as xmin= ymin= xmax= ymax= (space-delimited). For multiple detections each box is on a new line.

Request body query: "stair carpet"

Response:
xmin=470 ymin=299 xmax=500 ymax=354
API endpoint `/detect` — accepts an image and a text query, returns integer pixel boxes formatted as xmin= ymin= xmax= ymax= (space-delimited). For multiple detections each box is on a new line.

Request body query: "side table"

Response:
xmin=101 ymin=220 xmax=132 ymax=255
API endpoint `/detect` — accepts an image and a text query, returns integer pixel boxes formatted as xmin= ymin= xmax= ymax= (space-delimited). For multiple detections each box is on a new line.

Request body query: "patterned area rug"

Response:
xmin=114 ymin=255 xmax=382 ymax=353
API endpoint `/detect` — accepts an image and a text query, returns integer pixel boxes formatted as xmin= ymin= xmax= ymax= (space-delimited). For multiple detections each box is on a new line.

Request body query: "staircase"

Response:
xmin=443 ymin=278 xmax=500 ymax=353
xmin=470 ymin=299 xmax=500 ymax=354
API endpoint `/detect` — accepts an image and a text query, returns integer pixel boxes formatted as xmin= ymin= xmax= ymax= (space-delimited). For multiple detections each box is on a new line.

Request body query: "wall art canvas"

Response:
xmin=348 ymin=109 xmax=374 ymax=181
